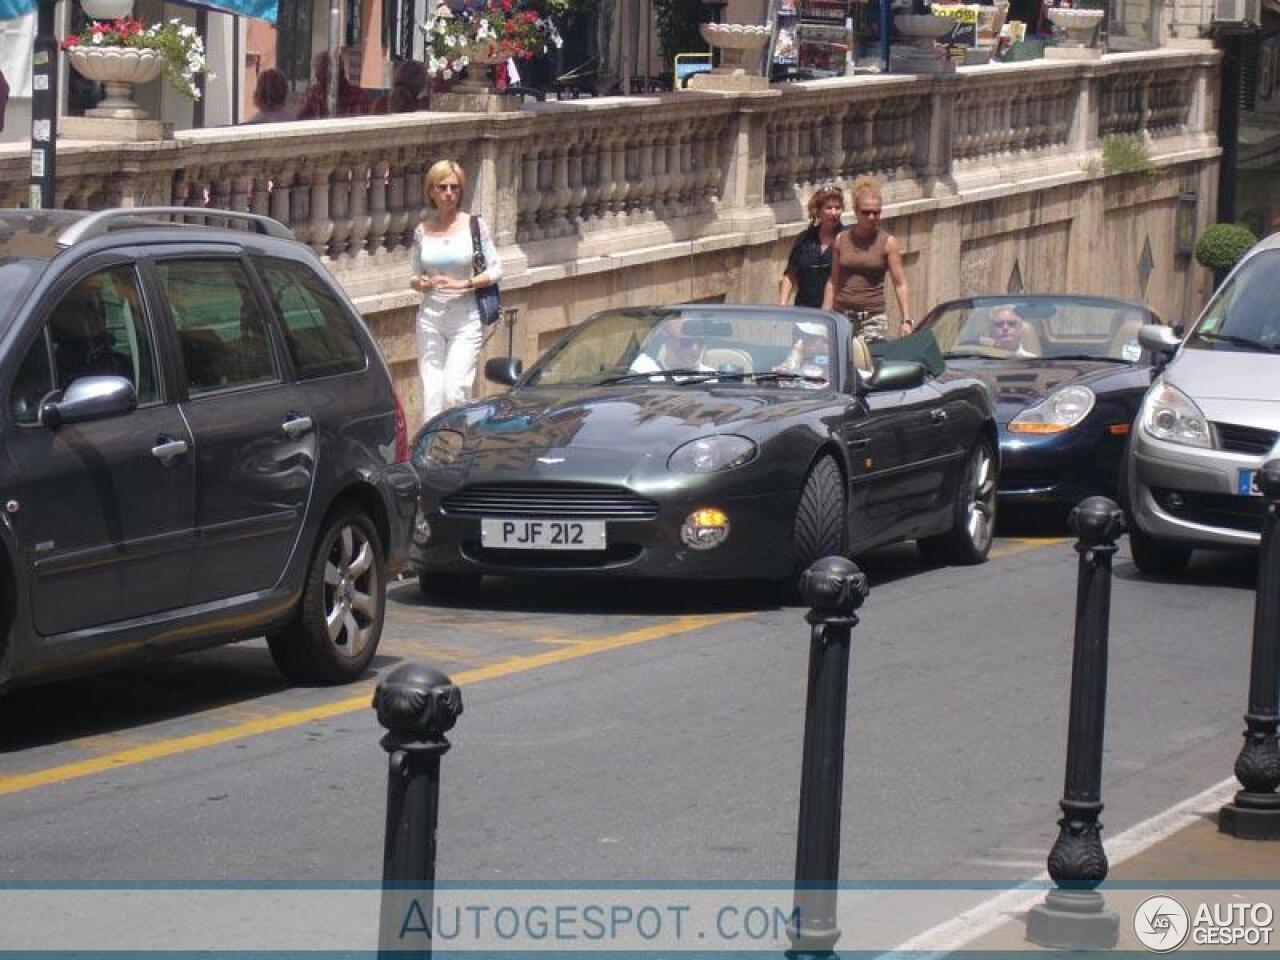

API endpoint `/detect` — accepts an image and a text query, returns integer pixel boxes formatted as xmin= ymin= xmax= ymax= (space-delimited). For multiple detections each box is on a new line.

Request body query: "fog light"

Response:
xmin=681 ymin=507 xmax=730 ymax=550
xmin=413 ymin=509 xmax=432 ymax=545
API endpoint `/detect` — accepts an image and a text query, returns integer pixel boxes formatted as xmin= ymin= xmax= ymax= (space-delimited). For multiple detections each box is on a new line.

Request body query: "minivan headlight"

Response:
xmin=413 ymin=429 xmax=465 ymax=467
xmin=668 ymin=435 xmax=757 ymax=474
xmin=1140 ymin=381 xmax=1212 ymax=448
xmin=1008 ymin=385 xmax=1096 ymax=434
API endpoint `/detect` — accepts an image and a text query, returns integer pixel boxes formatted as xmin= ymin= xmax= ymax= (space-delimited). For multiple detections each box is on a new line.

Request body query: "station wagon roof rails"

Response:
xmin=56 ymin=207 xmax=295 ymax=248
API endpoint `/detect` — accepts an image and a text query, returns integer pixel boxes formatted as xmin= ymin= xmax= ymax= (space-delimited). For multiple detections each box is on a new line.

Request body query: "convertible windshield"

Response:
xmin=1189 ymin=249 xmax=1280 ymax=353
xmin=919 ymin=297 xmax=1154 ymax=362
xmin=524 ymin=309 xmax=836 ymax=388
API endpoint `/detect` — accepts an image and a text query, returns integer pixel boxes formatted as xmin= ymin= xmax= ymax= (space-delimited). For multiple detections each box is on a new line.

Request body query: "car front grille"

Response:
xmin=1214 ymin=422 xmax=1279 ymax=456
xmin=1152 ymin=487 xmax=1267 ymax=534
xmin=442 ymin=484 xmax=660 ymax=520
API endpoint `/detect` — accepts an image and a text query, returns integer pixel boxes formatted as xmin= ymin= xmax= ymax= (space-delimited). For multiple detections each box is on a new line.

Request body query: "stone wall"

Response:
xmin=0 ymin=47 xmax=1220 ymax=428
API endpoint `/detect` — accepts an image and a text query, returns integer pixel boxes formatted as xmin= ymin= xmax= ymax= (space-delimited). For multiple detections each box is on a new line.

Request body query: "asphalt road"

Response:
xmin=0 ymin=524 xmax=1259 ymax=897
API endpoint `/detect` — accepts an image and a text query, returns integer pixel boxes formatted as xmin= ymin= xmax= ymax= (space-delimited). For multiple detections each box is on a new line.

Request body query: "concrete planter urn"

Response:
xmin=79 ymin=0 xmax=134 ymax=20
xmin=66 ymin=46 xmax=165 ymax=120
xmin=455 ymin=42 xmax=503 ymax=93
xmin=689 ymin=22 xmax=771 ymax=90
xmin=893 ymin=14 xmax=954 ymax=50
xmin=1051 ymin=7 xmax=1104 ymax=45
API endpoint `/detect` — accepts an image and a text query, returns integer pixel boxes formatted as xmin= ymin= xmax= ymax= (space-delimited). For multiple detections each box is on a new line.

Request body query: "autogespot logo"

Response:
xmin=1134 ymin=895 xmax=1191 ymax=953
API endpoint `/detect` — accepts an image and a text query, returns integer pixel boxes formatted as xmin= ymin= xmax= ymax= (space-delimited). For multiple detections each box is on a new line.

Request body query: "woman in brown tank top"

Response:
xmin=822 ymin=175 xmax=913 ymax=342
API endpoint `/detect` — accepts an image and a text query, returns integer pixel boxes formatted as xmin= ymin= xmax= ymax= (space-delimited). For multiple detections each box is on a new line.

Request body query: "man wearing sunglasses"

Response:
xmin=981 ymin=306 xmax=1038 ymax=357
xmin=630 ymin=317 xmax=714 ymax=377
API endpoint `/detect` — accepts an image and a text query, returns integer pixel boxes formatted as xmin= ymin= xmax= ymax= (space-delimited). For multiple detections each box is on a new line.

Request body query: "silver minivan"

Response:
xmin=1125 ymin=233 xmax=1280 ymax=575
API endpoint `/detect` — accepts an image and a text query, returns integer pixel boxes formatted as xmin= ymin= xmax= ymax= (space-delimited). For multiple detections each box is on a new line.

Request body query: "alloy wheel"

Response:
xmin=966 ymin=444 xmax=997 ymax=553
xmin=323 ymin=523 xmax=380 ymax=660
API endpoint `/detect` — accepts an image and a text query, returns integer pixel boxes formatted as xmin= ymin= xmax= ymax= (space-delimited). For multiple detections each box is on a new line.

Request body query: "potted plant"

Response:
xmin=61 ymin=17 xmax=210 ymax=119
xmin=1194 ymin=222 xmax=1258 ymax=288
xmin=424 ymin=0 xmax=561 ymax=92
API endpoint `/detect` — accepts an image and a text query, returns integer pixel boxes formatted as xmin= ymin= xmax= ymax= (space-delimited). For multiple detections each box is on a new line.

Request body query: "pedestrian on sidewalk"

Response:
xmin=779 ymin=183 xmax=845 ymax=309
xmin=410 ymin=159 xmax=503 ymax=422
xmin=823 ymin=175 xmax=913 ymax=342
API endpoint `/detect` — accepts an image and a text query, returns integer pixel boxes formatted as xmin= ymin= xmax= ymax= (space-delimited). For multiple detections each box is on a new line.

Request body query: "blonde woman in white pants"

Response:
xmin=410 ymin=159 xmax=503 ymax=422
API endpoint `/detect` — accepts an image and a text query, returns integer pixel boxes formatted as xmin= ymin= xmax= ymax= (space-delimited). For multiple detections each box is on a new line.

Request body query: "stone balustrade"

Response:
xmin=0 ymin=48 xmax=1219 ymax=425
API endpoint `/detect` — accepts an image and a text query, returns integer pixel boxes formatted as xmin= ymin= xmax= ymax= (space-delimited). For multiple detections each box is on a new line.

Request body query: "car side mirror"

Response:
xmin=862 ymin=360 xmax=927 ymax=393
xmin=1138 ymin=323 xmax=1180 ymax=372
xmin=39 ymin=375 xmax=137 ymax=429
xmin=484 ymin=357 xmax=523 ymax=386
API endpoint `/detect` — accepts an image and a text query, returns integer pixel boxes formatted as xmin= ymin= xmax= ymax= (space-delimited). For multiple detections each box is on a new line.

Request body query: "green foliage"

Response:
xmin=1100 ymin=135 xmax=1157 ymax=179
xmin=652 ymin=0 xmax=713 ymax=67
xmin=1193 ymin=222 xmax=1258 ymax=273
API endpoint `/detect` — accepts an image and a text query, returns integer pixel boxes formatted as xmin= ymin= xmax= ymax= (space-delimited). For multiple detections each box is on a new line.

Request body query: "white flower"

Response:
xmin=442 ymin=67 xmax=453 ymax=79
xmin=91 ymin=32 xmax=101 ymax=43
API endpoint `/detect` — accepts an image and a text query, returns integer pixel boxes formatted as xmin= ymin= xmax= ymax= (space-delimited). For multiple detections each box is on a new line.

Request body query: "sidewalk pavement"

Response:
xmin=970 ymin=799 xmax=1280 ymax=953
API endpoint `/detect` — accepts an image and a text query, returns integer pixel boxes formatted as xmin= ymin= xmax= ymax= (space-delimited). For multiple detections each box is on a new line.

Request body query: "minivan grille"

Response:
xmin=442 ymin=484 xmax=660 ymax=520
xmin=1214 ymin=422 xmax=1279 ymax=456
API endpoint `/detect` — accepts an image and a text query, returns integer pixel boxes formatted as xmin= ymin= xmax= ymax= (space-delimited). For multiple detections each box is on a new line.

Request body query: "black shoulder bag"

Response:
xmin=470 ymin=215 xmax=502 ymax=326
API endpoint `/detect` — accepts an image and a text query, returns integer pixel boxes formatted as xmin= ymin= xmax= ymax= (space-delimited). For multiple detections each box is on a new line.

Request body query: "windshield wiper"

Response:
xmin=723 ymin=371 xmax=828 ymax=384
xmin=595 ymin=368 xmax=718 ymax=385
xmin=1196 ymin=332 xmax=1280 ymax=353
xmin=1043 ymin=354 xmax=1132 ymax=363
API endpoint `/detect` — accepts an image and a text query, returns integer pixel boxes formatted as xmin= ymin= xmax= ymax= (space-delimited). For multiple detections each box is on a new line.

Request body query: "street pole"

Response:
xmin=374 ymin=662 xmax=463 ymax=959
xmin=30 ymin=0 xmax=58 ymax=210
xmin=1220 ymin=459 xmax=1280 ymax=840
xmin=787 ymin=555 xmax=868 ymax=960
xmin=1026 ymin=496 xmax=1125 ymax=951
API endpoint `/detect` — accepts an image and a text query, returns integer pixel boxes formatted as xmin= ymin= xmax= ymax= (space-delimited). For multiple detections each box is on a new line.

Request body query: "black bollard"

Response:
xmin=374 ymin=662 xmax=463 ymax=959
xmin=1220 ymin=458 xmax=1280 ymax=840
xmin=1025 ymin=496 xmax=1124 ymax=950
xmin=786 ymin=556 xmax=868 ymax=959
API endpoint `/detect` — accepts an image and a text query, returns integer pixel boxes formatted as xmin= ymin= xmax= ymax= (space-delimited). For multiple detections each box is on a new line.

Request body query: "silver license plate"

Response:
xmin=1239 ymin=469 xmax=1262 ymax=497
xmin=480 ymin=518 xmax=607 ymax=550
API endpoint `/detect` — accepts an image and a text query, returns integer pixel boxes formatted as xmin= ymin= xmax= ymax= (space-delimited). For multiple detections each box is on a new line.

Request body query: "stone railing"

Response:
xmin=0 ymin=48 xmax=1215 ymax=285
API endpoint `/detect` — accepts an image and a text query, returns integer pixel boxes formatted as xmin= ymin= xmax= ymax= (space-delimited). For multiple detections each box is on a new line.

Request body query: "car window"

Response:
xmin=8 ymin=266 xmax=160 ymax=425
xmin=1192 ymin=249 xmax=1280 ymax=350
xmin=255 ymin=257 xmax=366 ymax=379
xmin=155 ymin=258 xmax=278 ymax=396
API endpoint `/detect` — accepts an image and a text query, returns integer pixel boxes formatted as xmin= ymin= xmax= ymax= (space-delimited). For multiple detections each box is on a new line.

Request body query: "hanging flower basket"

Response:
xmin=61 ymin=16 xmax=211 ymax=113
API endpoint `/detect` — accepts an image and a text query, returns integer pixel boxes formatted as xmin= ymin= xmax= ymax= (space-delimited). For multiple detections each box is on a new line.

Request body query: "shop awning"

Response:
xmin=0 ymin=0 xmax=276 ymax=21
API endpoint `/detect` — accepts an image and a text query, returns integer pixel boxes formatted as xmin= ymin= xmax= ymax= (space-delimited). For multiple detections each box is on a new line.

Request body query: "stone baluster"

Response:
xmin=516 ymin=149 xmax=540 ymax=242
xmin=671 ymin=129 xmax=691 ymax=211
xmin=307 ymin=165 xmax=335 ymax=258
xmin=546 ymin=146 xmax=571 ymax=237
xmin=702 ymin=123 xmax=724 ymax=211
xmin=228 ymin=173 xmax=253 ymax=215
xmin=349 ymin=162 xmax=373 ymax=258
xmin=824 ymin=106 xmax=847 ymax=185
xmin=270 ymin=166 xmax=296 ymax=237
xmin=384 ymin=160 xmax=407 ymax=254
xmin=606 ymin=136 xmax=628 ymax=228
xmin=249 ymin=173 xmax=271 ymax=218
xmin=567 ymin=142 xmax=588 ymax=230
xmin=653 ymin=131 xmax=674 ymax=222
xmin=585 ymin=133 xmax=610 ymax=228
xmin=367 ymin=161 xmax=390 ymax=255
xmin=328 ymin=161 xmax=353 ymax=260
xmin=289 ymin=166 xmax=313 ymax=251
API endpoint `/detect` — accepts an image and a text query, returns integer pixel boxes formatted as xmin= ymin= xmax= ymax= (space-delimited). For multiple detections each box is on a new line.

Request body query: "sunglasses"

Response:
xmin=435 ymin=183 xmax=462 ymax=193
xmin=856 ymin=207 xmax=881 ymax=216
xmin=992 ymin=319 xmax=1020 ymax=329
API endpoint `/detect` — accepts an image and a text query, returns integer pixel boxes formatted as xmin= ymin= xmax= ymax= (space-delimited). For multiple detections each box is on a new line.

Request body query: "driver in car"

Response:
xmin=630 ymin=317 xmax=715 ymax=375
xmin=979 ymin=306 xmax=1038 ymax=357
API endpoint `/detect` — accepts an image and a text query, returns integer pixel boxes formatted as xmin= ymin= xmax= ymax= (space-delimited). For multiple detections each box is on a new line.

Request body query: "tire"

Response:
xmin=267 ymin=507 xmax=385 ymax=684
xmin=918 ymin=438 xmax=997 ymax=566
xmin=1128 ymin=526 xmax=1192 ymax=577
xmin=417 ymin=570 xmax=482 ymax=600
xmin=788 ymin=455 xmax=847 ymax=598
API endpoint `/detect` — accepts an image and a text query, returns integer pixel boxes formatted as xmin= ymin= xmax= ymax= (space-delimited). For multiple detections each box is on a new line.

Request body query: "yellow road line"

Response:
xmin=0 ymin=612 xmax=750 ymax=798
xmin=990 ymin=537 xmax=1069 ymax=559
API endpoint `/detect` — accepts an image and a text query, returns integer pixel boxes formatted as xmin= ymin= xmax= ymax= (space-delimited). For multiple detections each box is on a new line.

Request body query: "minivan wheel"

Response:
xmin=918 ymin=438 xmax=997 ymax=566
xmin=268 ymin=508 xmax=384 ymax=684
xmin=1128 ymin=526 xmax=1192 ymax=577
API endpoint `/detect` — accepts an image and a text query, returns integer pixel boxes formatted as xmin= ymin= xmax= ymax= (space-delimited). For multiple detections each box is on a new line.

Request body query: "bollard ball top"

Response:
xmin=373 ymin=662 xmax=463 ymax=738
xmin=1069 ymin=496 xmax=1126 ymax=547
xmin=800 ymin=555 xmax=869 ymax=616
xmin=1260 ymin=460 xmax=1280 ymax=500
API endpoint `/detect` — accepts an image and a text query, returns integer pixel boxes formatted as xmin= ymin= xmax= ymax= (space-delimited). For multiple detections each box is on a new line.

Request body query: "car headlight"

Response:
xmin=413 ymin=429 xmax=465 ymax=468
xmin=1008 ymin=385 xmax=1096 ymax=434
xmin=1140 ymin=381 xmax=1212 ymax=448
xmin=668 ymin=435 xmax=757 ymax=474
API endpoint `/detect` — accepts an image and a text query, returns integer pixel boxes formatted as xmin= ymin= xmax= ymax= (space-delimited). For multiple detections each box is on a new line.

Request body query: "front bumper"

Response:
xmin=1128 ymin=428 xmax=1267 ymax=549
xmin=410 ymin=489 xmax=797 ymax=581
xmin=997 ymin=423 xmax=1128 ymax=506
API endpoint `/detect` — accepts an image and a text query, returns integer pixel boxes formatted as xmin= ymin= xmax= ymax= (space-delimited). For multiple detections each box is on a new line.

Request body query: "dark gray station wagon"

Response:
xmin=0 ymin=208 xmax=417 ymax=695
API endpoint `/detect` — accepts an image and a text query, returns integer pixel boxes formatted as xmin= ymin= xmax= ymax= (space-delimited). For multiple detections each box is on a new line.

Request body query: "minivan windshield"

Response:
xmin=0 ymin=260 xmax=42 ymax=331
xmin=1190 ymin=249 xmax=1280 ymax=353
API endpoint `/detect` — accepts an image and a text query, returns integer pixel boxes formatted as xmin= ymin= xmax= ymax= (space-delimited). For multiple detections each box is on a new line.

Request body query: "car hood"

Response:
xmin=427 ymin=384 xmax=834 ymax=473
xmin=945 ymin=357 xmax=1141 ymax=425
xmin=1164 ymin=349 xmax=1280 ymax=428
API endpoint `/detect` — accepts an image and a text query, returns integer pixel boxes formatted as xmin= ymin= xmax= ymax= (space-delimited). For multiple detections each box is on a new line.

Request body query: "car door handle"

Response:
xmin=931 ymin=409 xmax=949 ymax=424
xmin=151 ymin=436 xmax=190 ymax=462
xmin=282 ymin=415 xmax=314 ymax=439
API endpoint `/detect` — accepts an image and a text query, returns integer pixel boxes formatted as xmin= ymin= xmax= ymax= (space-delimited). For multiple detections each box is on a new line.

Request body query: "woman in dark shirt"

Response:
xmin=779 ymin=184 xmax=845 ymax=309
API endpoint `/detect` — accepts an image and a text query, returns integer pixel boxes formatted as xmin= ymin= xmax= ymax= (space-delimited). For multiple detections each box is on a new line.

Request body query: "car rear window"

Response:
xmin=255 ymin=257 xmax=367 ymax=380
